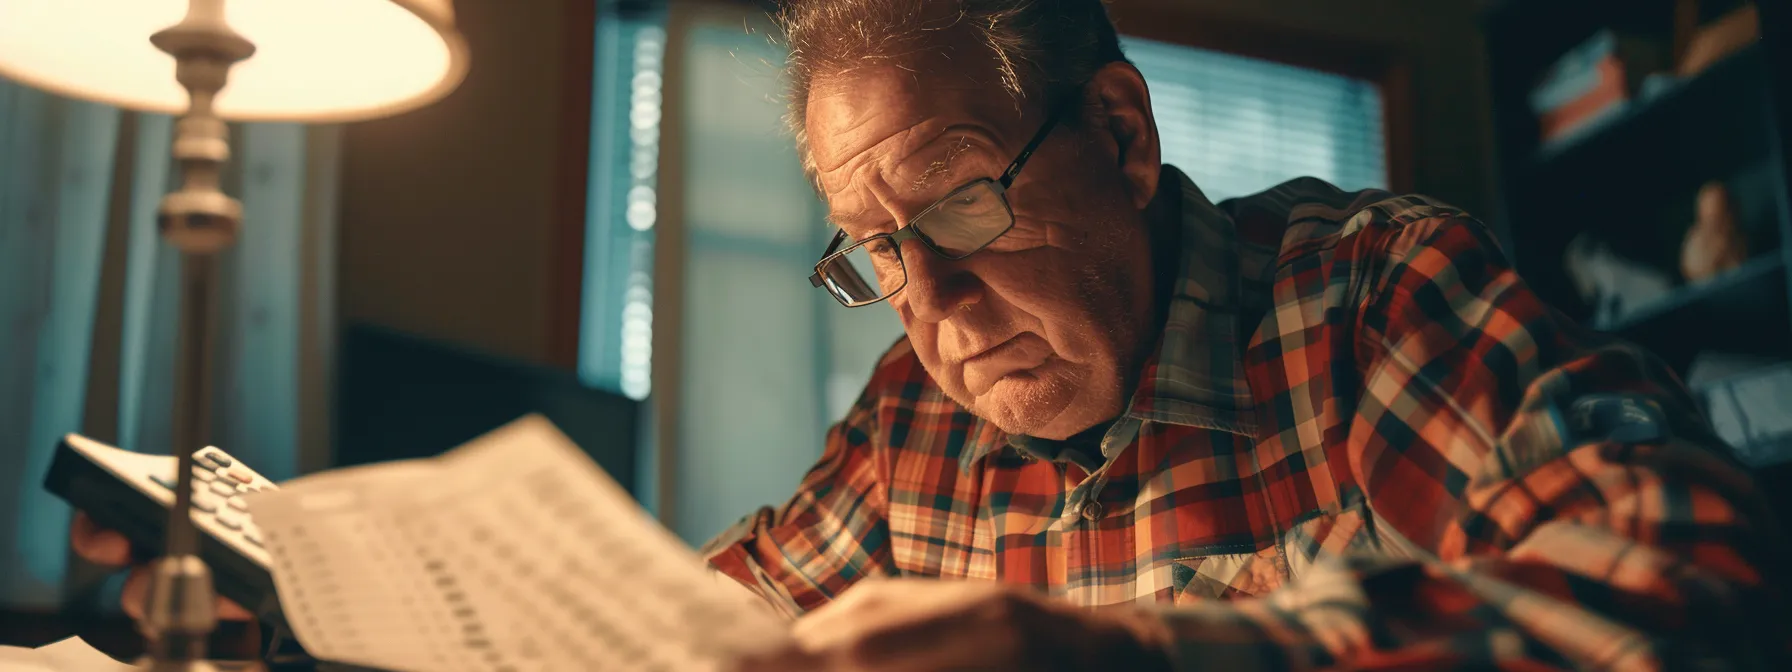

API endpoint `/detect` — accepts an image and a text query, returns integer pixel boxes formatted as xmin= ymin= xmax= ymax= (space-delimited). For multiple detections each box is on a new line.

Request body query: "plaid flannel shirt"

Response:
xmin=702 ymin=166 xmax=1790 ymax=670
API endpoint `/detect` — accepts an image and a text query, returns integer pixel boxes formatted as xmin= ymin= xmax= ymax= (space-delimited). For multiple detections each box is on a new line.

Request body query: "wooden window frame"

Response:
xmin=548 ymin=0 xmax=600 ymax=370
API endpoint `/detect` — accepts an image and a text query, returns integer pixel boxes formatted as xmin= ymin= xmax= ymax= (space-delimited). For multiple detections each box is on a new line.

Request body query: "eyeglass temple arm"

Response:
xmin=998 ymin=97 xmax=1074 ymax=188
xmin=810 ymin=229 xmax=849 ymax=286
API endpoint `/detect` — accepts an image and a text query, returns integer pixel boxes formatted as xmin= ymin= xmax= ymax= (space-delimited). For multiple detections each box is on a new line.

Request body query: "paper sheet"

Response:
xmin=0 ymin=645 xmax=54 ymax=672
xmin=245 ymin=415 xmax=785 ymax=672
xmin=36 ymin=637 xmax=141 ymax=672
xmin=0 ymin=637 xmax=141 ymax=672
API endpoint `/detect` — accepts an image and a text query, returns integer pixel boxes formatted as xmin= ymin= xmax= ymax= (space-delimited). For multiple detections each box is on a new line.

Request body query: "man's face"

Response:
xmin=805 ymin=49 xmax=1162 ymax=439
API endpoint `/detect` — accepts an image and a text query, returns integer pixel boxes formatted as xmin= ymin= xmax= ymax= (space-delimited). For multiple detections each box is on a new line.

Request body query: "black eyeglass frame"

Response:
xmin=808 ymin=97 xmax=1075 ymax=307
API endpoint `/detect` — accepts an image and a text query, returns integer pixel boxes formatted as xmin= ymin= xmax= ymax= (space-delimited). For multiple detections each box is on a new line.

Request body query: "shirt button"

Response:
xmin=1079 ymin=500 xmax=1105 ymax=522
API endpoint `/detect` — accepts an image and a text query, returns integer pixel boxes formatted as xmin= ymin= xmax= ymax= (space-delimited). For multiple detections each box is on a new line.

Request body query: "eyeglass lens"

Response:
xmin=817 ymin=237 xmax=902 ymax=305
xmin=818 ymin=180 xmax=1013 ymax=305
xmin=915 ymin=179 xmax=1013 ymax=256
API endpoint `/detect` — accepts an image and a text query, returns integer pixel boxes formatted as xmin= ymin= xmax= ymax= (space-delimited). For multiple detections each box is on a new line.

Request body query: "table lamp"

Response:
xmin=0 ymin=1 xmax=468 ymax=669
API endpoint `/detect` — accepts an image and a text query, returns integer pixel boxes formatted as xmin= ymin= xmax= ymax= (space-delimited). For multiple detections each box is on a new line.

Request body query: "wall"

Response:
xmin=335 ymin=0 xmax=590 ymax=367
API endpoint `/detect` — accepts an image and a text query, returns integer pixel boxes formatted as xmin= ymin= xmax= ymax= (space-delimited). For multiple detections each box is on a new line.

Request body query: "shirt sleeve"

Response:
xmin=1152 ymin=210 xmax=1792 ymax=670
xmin=699 ymin=370 xmax=897 ymax=619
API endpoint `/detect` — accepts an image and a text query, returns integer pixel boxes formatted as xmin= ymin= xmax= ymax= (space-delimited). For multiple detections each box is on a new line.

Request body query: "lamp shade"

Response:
xmin=0 ymin=0 xmax=468 ymax=122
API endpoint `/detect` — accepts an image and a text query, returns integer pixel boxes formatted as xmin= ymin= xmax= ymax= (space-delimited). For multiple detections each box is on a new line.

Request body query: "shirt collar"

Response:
xmin=1120 ymin=165 xmax=1262 ymax=438
xmin=959 ymin=166 xmax=1268 ymax=471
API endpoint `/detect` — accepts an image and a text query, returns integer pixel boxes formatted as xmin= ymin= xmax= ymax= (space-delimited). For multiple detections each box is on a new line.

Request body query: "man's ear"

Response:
xmin=1089 ymin=61 xmax=1160 ymax=211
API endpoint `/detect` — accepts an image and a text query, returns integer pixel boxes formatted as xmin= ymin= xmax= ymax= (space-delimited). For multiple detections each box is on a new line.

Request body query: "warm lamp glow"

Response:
xmin=0 ymin=0 xmax=468 ymax=122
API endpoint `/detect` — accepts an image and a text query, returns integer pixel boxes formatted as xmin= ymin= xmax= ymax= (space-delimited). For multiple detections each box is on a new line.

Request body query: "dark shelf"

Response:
xmin=1481 ymin=0 xmax=1678 ymax=85
xmin=1594 ymin=253 xmax=1790 ymax=361
xmin=1481 ymin=0 xmax=1674 ymax=27
xmin=1522 ymin=43 xmax=1775 ymax=226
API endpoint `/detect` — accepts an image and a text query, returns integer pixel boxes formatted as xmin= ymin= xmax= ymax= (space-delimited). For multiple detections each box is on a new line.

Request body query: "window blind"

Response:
xmin=579 ymin=14 xmax=664 ymax=402
xmin=1121 ymin=36 xmax=1388 ymax=201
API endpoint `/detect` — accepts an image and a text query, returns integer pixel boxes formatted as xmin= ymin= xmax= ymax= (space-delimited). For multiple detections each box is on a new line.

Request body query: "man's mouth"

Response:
xmin=961 ymin=333 xmax=1053 ymax=395
xmin=963 ymin=335 xmax=1024 ymax=365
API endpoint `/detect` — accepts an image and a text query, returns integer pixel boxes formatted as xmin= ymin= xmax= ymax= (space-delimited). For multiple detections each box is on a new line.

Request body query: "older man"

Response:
xmin=71 ymin=0 xmax=1786 ymax=669
xmin=701 ymin=0 xmax=1789 ymax=670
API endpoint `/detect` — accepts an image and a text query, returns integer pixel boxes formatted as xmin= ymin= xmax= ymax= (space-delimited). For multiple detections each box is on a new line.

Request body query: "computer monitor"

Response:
xmin=335 ymin=324 xmax=640 ymax=494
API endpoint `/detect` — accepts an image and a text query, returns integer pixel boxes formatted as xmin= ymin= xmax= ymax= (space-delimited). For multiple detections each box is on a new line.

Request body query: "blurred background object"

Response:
xmin=1682 ymin=180 xmax=1747 ymax=282
xmin=1681 ymin=2 xmax=1761 ymax=74
xmin=3 ymin=0 xmax=1790 ymax=660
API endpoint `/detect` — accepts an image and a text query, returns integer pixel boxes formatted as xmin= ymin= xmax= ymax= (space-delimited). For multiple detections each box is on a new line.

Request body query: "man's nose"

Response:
xmin=900 ymin=237 xmax=981 ymax=323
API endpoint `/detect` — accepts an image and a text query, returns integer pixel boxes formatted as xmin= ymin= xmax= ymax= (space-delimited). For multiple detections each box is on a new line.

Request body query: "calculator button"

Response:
xmin=204 ymin=451 xmax=233 ymax=467
xmin=215 ymin=510 xmax=243 ymax=530
xmin=227 ymin=466 xmax=253 ymax=483
xmin=192 ymin=492 xmax=219 ymax=513
xmin=243 ymin=529 xmax=262 ymax=547
xmin=151 ymin=474 xmax=177 ymax=490
xmin=192 ymin=467 xmax=215 ymax=482
xmin=194 ymin=453 xmax=223 ymax=470
xmin=208 ymin=481 xmax=235 ymax=497
xmin=228 ymin=496 xmax=249 ymax=512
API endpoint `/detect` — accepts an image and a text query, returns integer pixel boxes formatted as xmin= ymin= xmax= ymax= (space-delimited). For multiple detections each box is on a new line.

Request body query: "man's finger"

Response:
xmin=121 ymin=566 xmax=255 ymax=622
xmin=837 ymin=601 xmax=1011 ymax=672
xmin=70 ymin=512 xmax=133 ymax=567
xmin=792 ymin=578 xmax=937 ymax=648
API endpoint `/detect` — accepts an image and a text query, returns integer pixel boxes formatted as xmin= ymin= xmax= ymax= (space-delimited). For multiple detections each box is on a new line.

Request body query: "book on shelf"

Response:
xmin=1529 ymin=28 xmax=1677 ymax=148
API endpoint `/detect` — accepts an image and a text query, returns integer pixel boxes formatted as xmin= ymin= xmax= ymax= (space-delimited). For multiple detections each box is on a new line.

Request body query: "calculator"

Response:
xmin=43 ymin=434 xmax=284 ymax=622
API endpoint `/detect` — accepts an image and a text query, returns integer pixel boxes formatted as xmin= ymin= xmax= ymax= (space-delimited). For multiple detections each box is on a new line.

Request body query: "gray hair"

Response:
xmin=773 ymin=0 xmax=1129 ymax=181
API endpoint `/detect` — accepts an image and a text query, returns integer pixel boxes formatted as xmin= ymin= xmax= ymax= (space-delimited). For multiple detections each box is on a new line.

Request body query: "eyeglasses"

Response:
xmin=808 ymin=98 xmax=1073 ymax=307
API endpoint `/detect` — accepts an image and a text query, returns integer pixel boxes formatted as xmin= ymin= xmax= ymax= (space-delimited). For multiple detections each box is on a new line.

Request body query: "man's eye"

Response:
xmin=950 ymin=191 xmax=989 ymax=209
xmin=940 ymin=190 xmax=999 ymax=215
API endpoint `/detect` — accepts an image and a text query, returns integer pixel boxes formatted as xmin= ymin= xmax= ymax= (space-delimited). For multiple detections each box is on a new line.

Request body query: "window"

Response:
xmin=581 ymin=7 xmax=904 ymax=540
xmin=579 ymin=12 xmax=666 ymax=402
xmin=663 ymin=15 xmax=905 ymax=543
xmin=1123 ymin=36 xmax=1388 ymax=201
xmin=580 ymin=13 xmax=1390 ymax=543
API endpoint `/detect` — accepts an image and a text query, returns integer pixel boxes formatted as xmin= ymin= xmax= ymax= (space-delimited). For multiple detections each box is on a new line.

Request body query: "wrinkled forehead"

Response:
xmin=804 ymin=59 xmax=1031 ymax=198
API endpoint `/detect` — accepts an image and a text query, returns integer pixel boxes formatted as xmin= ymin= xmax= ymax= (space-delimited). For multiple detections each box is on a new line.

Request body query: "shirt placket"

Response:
xmin=1056 ymin=415 xmax=1143 ymax=605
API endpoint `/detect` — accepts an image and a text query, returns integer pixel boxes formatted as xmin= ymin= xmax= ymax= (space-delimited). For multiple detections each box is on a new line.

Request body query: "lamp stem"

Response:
xmin=138 ymin=0 xmax=256 ymax=669
xmin=163 ymin=253 xmax=221 ymax=563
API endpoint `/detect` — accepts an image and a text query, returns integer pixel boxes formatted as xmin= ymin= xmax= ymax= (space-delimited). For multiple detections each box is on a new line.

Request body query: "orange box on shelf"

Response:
xmin=1537 ymin=54 xmax=1629 ymax=143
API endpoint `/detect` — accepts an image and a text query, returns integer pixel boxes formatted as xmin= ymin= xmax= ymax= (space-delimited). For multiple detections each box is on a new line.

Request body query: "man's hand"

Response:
xmin=729 ymin=578 xmax=1174 ymax=672
xmin=69 ymin=511 xmax=254 ymax=621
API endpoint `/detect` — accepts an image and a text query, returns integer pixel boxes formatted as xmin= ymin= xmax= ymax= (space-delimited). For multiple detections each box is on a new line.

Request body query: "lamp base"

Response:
xmin=135 ymin=555 xmax=246 ymax=672
xmin=132 ymin=658 xmax=241 ymax=672
xmin=134 ymin=659 xmax=268 ymax=672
